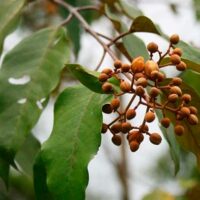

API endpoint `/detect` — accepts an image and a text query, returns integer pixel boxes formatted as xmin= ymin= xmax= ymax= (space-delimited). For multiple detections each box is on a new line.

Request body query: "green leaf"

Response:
xmin=130 ymin=16 xmax=161 ymax=34
xmin=156 ymin=109 xmax=180 ymax=175
xmin=180 ymin=70 xmax=200 ymax=96
xmin=122 ymin=32 xmax=149 ymax=60
xmin=193 ymin=0 xmax=200 ymax=21
xmin=67 ymin=64 xmax=102 ymax=93
xmin=116 ymin=42 xmax=133 ymax=61
xmin=15 ymin=134 xmax=41 ymax=177
xmin=104 ymin=4 xmax=122 ymax=31
xmin=67 ymin=64 xmax=120 ymax=93
xmin=0 ymin=0 xmax=26 ymax=54
xmin=0 ymin=27 xmax=70 ymax=183
xmin=118 ymin=0 xmax=143 ymax=19
xmin=34 ymin=85 xmax=110 ymax=200
xmin=177 ymin=41 xmax=200 ymax=73
xmin=0 ymin=158 xmax=9 ymax=188
xmin=159 ymin=41 xmax=200 ymax=74
xmin=179 ymin=72 xmax=200 ymax=167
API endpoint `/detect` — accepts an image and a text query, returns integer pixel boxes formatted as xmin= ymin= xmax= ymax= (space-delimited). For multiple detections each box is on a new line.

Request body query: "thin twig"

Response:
xmin=59 ymin=13 xmax=73 ymax=26
xmin=96 ymin=32 xmax=112 ymax=41
xmin=108 ymin=30 xmax=132 ymax=47
xmin=157 ymin=43 xmax=172 ymax=64
xmin=95 ymin=50 xmax=106 ymax=70
xmin=54 ymin=0 xmax=118 ymax=61
xmin=124 ymin=93 xmax=137 ymax=113
xmin=77 ymin=5 xmax=100 ymax=12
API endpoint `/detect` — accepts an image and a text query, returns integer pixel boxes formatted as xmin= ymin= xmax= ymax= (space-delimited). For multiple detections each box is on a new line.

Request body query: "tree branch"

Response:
xmin=54 ymin=0 xmax=118 ymax=61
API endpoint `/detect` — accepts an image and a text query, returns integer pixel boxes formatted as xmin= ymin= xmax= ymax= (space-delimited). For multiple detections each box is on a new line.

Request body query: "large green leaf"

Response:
xmin=179 ymin=72 xmax=200 ymax=167
xmin=156 ymin=109 xmax=180 ymax=175
xmin=104 ymin=4 xmax=122 ymax=31
xmin=67 ymin=64 xmax=120 ymax=93
xmin=122 ymin=32 xmax=149 ymax=60
xmin=0 ymin=158 xmax=9 ymax=188
xmin=0 ymin=0 xmax=26 ymax=54
xmin=0 ymin=27 xmax=70 ymax=184
xmin=177 ymin=41 xmax=200 ymax=73
xmin=67 ymin=64 xmax=102 ymax=93
xmin=34 ymin=85 xmax=110 ymax=200
xmin=15 ymin=133 xmax=41 ymax=177
xmin=130 ymin=16 xmax=161 ymax=34
xmin=118 ymin=0 xmax=142 ymax=19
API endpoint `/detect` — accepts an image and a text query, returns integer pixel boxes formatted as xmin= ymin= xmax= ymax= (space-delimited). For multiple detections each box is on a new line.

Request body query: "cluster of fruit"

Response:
xmin=99 ymin=34 xmax=198 ymax=152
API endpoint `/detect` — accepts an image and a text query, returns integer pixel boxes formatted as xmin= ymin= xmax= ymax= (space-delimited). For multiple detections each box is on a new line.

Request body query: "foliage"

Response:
xmin=0 ymin=0 xmax=200 ymax=199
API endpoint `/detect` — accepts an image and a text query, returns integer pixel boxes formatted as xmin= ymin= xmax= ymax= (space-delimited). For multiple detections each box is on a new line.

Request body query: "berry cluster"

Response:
xmin=99 ymin=34 xmax=198 ymax=152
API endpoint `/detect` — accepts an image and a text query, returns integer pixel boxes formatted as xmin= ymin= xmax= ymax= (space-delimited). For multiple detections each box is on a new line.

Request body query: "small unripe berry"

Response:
xmin=144 ymin=60 xmax=159 ymax=77
xmin=180 ymin=107 xmax=190 ymax=117
xmin=131 ymin=56 xmax=145 ymax=72
xmin=126 ymin=109 xmax=136 ymax=120
xmin=147 ymin=42 xmax=158 ymax=53
xmin=111 ymin=123 xmax=122 ymax=133
xmin=102 ymin=68 xmax=112 ymax=75
xmin=136 ymin=77 xmax=148 ymax=87
xmin=168 ymin=93 xmax=179 ymax=103
xmin=101 ymin=123 xmax=108 ymax=133
xmin=114 ymin=59 xmax=122 ymax=69
xmin=171 ymin=77 xmax=182 ymax=86
xmin=188 ymin=114 xmax=198 ymax=125
xmin=111 ymin=98 xmax=120 ymax=110
xmin=170 ymin=34 xmax=180 ymax=44
xmin=149 ymin=133 xmax=162 ymax=145
xmin=189 ymin=106 xmax=198 ymax=114
xmin=121 ymin=63 xmax=131 ymax=72
xmin=134 ymin=73 xmax=145 ymax=80
xmin=176 ymin=114 xmax=184 ymax=121
xmin=157 ymin=72 xmax=165 ymax=82
xmin=176 ymin=61 xmax=187 ymax=71
xmin=150 ymin=87 xmax=160 ymax=97
xmin=150 ymin=70 xmax=159 ymax=80
xmin=172 ymin=48 xmax=182 ymax=56
xmin=102 ymin=82 xmax=113 ymax=93
xmin=170 ymin=86 xmax=182 ymax=96
xmin=121 ymin=122 xmax=132 ymax=133
xmin=139 ymin=124 xmax=149 ymax=132
xmin=161 ymin=117 xmax=171 ymax=128
xmin=128 ymin=131 xmax=144 ymax=143
xmin=102 ymin=104 xmax=113 ymax=114
xmin=135 ymin=86 xmax=145 ymax=96
xmin=174 ymin=125 xmax=184 ymax=136
xmin=145 ymin=111 xmax=155 ymax=122
xmin=99 ymin=73 xmax=109 ymax=82
xmin=112 ymin=135 xmax=122 ymax=146
xmin=130 ymin=141 xmax=140 ymax=152
xmin=181 ymin=94 xmax=191 ymax=103
xmin=170 ymin=54 xmax=181 ymax=65
xmin=120 ymin=81 xmax=131 ymax=92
